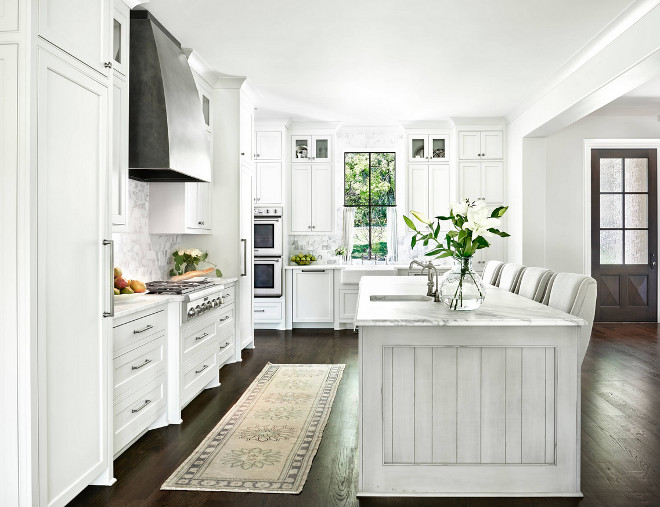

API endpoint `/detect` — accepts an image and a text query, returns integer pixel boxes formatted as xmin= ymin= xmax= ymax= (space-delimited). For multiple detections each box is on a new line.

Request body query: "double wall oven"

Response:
xmin=254 ymin=207 xmax=283 ymax=297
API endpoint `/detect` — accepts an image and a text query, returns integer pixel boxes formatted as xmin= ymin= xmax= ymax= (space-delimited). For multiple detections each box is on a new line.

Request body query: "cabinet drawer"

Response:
xmin=217 ymin=329 xmax=235 ymax=366
xmin=253 ymin=301 xmax=283 ymax=322
xmin=113 ymin=336 xmax=166 ymax=403
xmin=217 ymin=305 xmax=234 ymax=335
xmin=182 ymin=317 xmax=217 ymax=364
xmin=113 ymin=374 xmax=166 ymax=456
xmin=181 ymin=347 xmax=218 ymax=408
xmin=113 ymin=309 xmax=166 ymax=358
xmin=220 ymin=284 xmax=235 ymax=305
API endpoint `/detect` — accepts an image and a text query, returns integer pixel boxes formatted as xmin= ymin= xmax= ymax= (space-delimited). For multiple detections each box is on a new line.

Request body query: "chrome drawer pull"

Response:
xmin=131 ymin=399 xmax=151 ymax=413
xmin=254 ymin=309 xmax=265 ymax=312
xmin=220 ymin=341 xmax=230 ymax=349
xmin=133 ymin=324 xmax=153 ymax=334
xmin=131 ymin=359 xmax=152 ymax=370
xmin=220 ymin=316 xmax=230 ymax=322
xmin=195 ymin=364 xmax=209 ymax=374
xmin=195 ymin=332 xmax=209 ymax=341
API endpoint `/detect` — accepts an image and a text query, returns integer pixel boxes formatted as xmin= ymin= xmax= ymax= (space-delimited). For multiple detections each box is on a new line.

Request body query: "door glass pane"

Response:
xmin=625 ymin=230 xmax=648 ymax=264
xmin=600 ymin=230 xmax=623 ymax=264
xmin=113 ymin=20 xmax=122 ymax=63
xmin=624 ymin=158 xmax=648 ymax=192
xmin=294 ymin=139 xmax=308 ymax=159
xmin=411 ymin=138 xmax=425 ymax=159
xmin=315 ymin=139 xmax=328 ymax=159
xmin=624 ymin=194 xmax=648 ymax=228
xmin=431 ymin=138 xmax=446 ymax=159
xmin=600 ymin=158 xmax=622 ymax=192
xmin=600 ymin=194 xmax=622 ymax=228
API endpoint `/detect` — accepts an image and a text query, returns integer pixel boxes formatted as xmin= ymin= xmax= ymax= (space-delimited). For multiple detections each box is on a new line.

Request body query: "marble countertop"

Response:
xmin=354 ymin=276 xmax=587 ymax=327
xmin=284 ymin=263 xmax=449 ymax=270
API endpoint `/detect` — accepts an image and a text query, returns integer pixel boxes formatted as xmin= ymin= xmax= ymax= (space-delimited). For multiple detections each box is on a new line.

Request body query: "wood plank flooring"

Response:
xmin=70 ymin=324 xmax=659 ymax=507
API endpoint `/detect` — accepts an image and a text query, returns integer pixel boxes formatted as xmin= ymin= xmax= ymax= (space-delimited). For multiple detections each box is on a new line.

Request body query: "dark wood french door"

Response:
xmin=591 ymin=149 xmax=657 ymax=322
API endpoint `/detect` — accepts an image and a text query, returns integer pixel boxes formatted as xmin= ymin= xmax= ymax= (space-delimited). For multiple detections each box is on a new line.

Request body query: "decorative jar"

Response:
xmin=438 ymin=256 xmax=486 ymax=311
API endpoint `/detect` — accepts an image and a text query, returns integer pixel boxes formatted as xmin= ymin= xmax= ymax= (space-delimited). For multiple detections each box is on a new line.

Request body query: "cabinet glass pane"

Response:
xmin=600 ymin=158 xmax=622 ymax=192
xmin=431 ymin=138 xmax=446 ymax=159
xmin=344 ymin=153 xmax=369 ymax=205
xmin=294 ymin=139 xmax=309 ymax=159
xmin=411 ymin=138 xmax=425 ymax=159
xmin=624 ymin=194 xmax=648 ymax=228
xmin=600 ymin=194 xmax=622 ymax=228
xmin=113 ymin=20 xmax=121 ymax=63
xmin=315 ymin=139 xmax=329 ymax=159
xmin=624 ymin=158 xmax=648 ymax=192
xmin=600 ymin=230 xmax=623 ymax=264
xmin=202 ymin=95 xmax=210 ymax=126
xmin=625 ymin=230 xmax=648 ymax=264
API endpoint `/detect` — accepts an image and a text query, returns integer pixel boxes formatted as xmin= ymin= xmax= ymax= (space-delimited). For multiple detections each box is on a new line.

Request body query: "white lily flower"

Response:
xmin=464 ymin=205 xmax=501 ymax=239
xmin=450 ymin=199 xmax=470 ymax=216
xmin=177 ymin=249 xmax=184 ymax=256
xmin=410 ymin=210 xmax=432 ymax=224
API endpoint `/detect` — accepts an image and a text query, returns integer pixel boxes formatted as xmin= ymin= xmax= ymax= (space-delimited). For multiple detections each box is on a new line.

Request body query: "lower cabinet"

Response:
xmin=254 ymin=300 xmax=284 ymax=322
xmin=338 ymin=289 xmax=359 ymax=322
xmin=293 ymin=269 xmax=334 ymax=322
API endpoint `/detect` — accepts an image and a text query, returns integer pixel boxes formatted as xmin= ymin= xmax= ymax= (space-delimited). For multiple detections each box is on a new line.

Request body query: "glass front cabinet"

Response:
xmin=291 ymin=135 xmax=332 ymax=163
xmin=407 ymin=134 xmax=449 ymax=163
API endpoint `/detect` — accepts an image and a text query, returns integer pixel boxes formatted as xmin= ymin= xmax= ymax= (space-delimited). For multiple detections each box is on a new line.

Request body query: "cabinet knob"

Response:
xmin=308 ymin=225 xmax=312 ymax=229
xmin=312 ymin=156 xmax=316 ymax=161
xmin=241 ymin=152 xmax=245 ymax=156
xmin=104 ymin=61 xmax=112 ymax=69
xmin=482 ymin=153 xmax=485 ymax=157
xmin=477 ymin=153 xmax=481 ymax=157
xmin=198 ymin=220 xmax=204 ymax=225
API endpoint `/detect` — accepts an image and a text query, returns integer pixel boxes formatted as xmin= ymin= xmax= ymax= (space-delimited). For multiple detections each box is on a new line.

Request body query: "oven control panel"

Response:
xmin=254 ymin=206 xmax=282 ymax=217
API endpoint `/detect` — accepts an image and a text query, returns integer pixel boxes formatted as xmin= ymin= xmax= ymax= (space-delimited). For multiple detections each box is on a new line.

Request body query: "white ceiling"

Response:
xmin=145 ymin=0 xmax=636 ymax=123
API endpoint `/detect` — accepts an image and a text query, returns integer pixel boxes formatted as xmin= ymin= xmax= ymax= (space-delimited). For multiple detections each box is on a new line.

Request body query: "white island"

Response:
xmin=356 ymin=276 xmax=589 ymax=497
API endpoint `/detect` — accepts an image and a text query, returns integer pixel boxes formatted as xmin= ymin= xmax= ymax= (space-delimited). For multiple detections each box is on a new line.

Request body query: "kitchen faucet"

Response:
xmin=409 ymin=260 xmax=440 ymax=302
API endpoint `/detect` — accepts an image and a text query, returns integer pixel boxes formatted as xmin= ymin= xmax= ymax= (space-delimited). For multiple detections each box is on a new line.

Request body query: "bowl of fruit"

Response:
xmin=290 ymin=253 xmax=317 ymax=265
xmin=113 ymin=267 xmax=148 ymax=302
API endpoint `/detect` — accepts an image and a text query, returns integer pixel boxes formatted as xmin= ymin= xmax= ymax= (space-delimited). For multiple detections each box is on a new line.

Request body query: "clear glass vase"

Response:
xmin=438 ymin=256 xmax=486 ymax=310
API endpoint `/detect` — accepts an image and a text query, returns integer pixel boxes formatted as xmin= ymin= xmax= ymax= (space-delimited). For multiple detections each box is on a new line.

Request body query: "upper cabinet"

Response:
xmin=255 ymin=131 xmax=282 ymax=160
xmin=38 ymin=0 xmax=111 ymax=76
xmin=0 ymin=0 xmax=19 ymax=31
xmin=290 ymin=163 xmax=333 ymax=233
xmin=111 ymin=73 xmax=128 ymax=229
xmin=407 ymin=134 xmax=449 ymax=162
xmin=111 ymin=2 xmax=129 ymax=76
xmin=254 ymin=127 xmax=285 ymax=205
xmin=458 ymin=130 xmax=503 ymax=160
xmin=408 ymin=164 xmax=451 ymax=222
xmin=291 ymin=135 xmax=332 ymax=163
xmin=240 ymin=96 xmax=255 ymax=163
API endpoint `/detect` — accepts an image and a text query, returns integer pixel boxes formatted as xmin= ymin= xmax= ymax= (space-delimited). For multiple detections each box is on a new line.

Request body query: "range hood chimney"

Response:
xmin=129 ymin=11 xmax=211 ymax=182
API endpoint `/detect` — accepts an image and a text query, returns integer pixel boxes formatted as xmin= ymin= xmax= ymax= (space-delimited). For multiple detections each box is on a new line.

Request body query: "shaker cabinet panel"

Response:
xmin=482 ymin=161 xmax=504 ymax=204
xmin=293 ymin=270 xmax=333 ymax=322
xmin=482 ymin=131 xmax=503 ymax=159
xmin=111 ymin=73 xmax=128 ymax=229
xmin=459 ymin=162 xmax=480 ymax=202
xmin=255 ymin=131 xmax=282 ymax=160
xmin=0 ymin=0 xmax=19 ymax=31
xmin=458 ymin=130 xmax=503 ymax=160
xmin=290 ymin=164 xmax=312 ymax=232
xmin=408 ymin=165 xmax=429 ymax=218
xmin=311 ymin=164 xmax=333 ymax=232
xmin=38 ymin=0 xmax=110 ymax=76
xmin=256 ymin=162 xmax=283 ymax=205
xmin=429 ymin=164 xmax=451 ymax=220
xmin=458 ymin=131 xmax=481 ymax=160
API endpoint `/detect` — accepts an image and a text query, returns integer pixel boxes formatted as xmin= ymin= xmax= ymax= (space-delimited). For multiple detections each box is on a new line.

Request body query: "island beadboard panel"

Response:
xmin=382 ymin=345 xmax=555 ymax=465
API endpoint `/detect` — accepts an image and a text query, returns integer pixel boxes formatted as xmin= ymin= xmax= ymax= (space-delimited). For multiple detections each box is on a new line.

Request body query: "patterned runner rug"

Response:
xmin=162 ymin=363 xmax=345 ymax=494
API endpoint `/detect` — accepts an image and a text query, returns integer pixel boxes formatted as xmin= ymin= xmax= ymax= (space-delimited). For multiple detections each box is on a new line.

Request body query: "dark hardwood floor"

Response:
xmin=71 ymin=324 xmax=659 ymax=507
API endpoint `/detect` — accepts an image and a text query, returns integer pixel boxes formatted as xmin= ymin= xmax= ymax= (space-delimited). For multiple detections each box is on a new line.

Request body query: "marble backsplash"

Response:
xmin=112 ymin=180 xmax=181 ymax=282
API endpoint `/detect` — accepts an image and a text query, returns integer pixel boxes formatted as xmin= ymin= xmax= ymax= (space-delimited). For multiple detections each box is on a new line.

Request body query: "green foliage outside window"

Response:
xmin=344 ymin=153 xmax=396 ymax=259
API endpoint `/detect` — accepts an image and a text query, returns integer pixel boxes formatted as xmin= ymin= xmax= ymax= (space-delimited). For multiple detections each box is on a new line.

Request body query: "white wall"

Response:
xmin=543 ymin=113 xmax=660 ymax=273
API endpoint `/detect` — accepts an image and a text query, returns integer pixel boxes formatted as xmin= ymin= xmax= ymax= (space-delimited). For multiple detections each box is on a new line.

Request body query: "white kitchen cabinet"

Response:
xmin=293 ymin=269 xmax=334 ymax=322
xmin=408 ymin=134 xmax=449 ymax=162
xmin=111 ymin=72 xmax=128 ymax=230
xmin=408 ymin=164 xmax=451 ymax=221
xmin=255 ymin=131 xmax=282 ymax=160
xmin=255 ymin=162 xmax=283 ymax=204
xmin=459 ymin=161 xmax=504 ymax=205
xmin=38 ymin=0 xmax=111 ymax=76
xmin=458 ymin=130 xmax=503 ymax=160
xmin=111 ymin=0 xmax=129 ymax=76
xmin=239 ymin=163 xmax=255 ymax=349
xmin=253 ymin=300 xmax=284 ymax=322
xmin=290 ymin=163 xmax=333 ymax=233
xmin=185 ymin=182 xmax=211 ymax=230
xmin=0 ymin=0 xmax=19 ymax=31
xmin=338 ymin=289 xmax=359 ymax=322
xmin=240 ymin=98 xmax=255 ymax=163
xmin=291 ymin=134 xmax=332 ymax=163
xmin=149 ymin=181 xmax=211 ymax=234
xmin=37 ymin=48 xmax=111 ymax=506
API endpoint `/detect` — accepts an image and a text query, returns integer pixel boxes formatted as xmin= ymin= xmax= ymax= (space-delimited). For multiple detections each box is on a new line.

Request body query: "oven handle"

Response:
xmin=254 ymin=217 xmax=282 ymax=221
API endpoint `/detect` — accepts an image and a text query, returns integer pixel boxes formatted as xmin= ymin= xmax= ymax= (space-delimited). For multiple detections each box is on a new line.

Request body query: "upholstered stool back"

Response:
xmin=497 ymin=263 xmax=525 ymax=292
xmin=516 ymin=267 xmax=553 ymax=302
xmin=482 ymin=260 xmax=504 ymax=285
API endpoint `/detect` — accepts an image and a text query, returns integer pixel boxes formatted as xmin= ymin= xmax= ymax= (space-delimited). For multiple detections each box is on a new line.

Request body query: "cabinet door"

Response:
xmin=0 ymin=0 xmax=19 ymax=30
xmin=339 ymin=289 xmax=359 ymax=322
xmin=311 ymin=163 xmax=332 ymax=232
xmin=239 ymin=164 xmax=254 ymax=348
xmin=429 ymin=135 xmax=449 ymax=161
xmin=255 ymin=131 xmax=282 ymax=160
xmin=37 ymin=49 xmax=109 ymax=507
xmin=197 ymin=183 xmax=211 ymax=229
xmin=292 ymin=135 xmax=312 ymax=162
xmin=481 ymin=131 xmax=503 ymax=159
xmin=111 ymin=2 xmax=129 ymax=76
xmin=408 ymin=134 xmax=428 ymax=162
xmin=312 ymin=135 xmax=331 ymax=162
xmin=458 ymin=131 xmax=481 ymax=160
xmin=290 ymin=164 xmax=311 ymax=232
xmin=408 ymin=164 xmax=429 ymax=218
xmin=293 ymin=270 xmax=333 ymax=322
xmin=185 ymin=183 xmax=201 ymax=229
xmin=256 ymin=162 xmax=282 ymax=204
xmin=459 ymin=162 xmax=480 ymax=202
xmin=482 ymin=161 xmax=504 ymax=204
xmin=239 ymin=100 xmax=254 ymax=162
xmin=38 ymin=0 xmax=110 ymax=76
xmin=429 ymin=164 xmax=451 ymax=221
xmin=111 ymin=73 xmax=128 ymax=228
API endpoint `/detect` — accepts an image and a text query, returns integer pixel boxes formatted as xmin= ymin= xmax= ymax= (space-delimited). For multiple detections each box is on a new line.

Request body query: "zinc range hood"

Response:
xmin=129 ymin=11 xmax=211 ymax=182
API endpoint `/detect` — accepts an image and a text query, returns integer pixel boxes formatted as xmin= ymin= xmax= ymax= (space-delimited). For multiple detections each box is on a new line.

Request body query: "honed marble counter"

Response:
xmin=354 ymin=276 xmax=586 ymax=327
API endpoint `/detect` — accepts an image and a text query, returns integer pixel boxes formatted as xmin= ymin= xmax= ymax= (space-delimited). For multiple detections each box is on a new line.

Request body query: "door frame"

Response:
xmin=583 ymin=139 xmax=660 ymax=320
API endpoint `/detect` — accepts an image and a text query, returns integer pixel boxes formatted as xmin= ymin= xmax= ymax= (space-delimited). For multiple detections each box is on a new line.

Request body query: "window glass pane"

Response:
xmin=344 ymin=153 xmax=369 ymax=205
xmin=624 ymin=194 xmax=648 ymax=228
xmin=600 ymin=230 xmax=623 ymax=264
xmin=600 ymin=158 xmax=622 ymax=192
xmin=315 ymin=139 xmax=329 ymax=159
xmin=370 ymin=153 xmax=395 ymax=205
xmin=412 ymin=138 xmax=425 ymax=159
xmin=600 ymin=194 xmax=622 ymax=228
xmin=625 ymin=230 xmax=648 ymax=264
xmin=352 ymin=207 xmax=370 ymax=258
xmin=370 ymin=207 xmax=388 ymax=259
xmin=624 ymin=158 xmax=648 ymax=192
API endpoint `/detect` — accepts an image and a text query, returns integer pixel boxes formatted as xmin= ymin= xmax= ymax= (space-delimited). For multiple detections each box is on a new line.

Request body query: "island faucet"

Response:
xmin=409 ymin=260 xmax=440 ymax=302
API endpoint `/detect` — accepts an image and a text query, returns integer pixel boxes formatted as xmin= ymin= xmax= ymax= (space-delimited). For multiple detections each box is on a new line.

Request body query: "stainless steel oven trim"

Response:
xmin=253 ymin=216 xmax=283 ymax=257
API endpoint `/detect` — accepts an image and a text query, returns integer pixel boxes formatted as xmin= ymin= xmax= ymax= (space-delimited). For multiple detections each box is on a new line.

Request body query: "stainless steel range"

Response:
xmin=146 ymin=280 xmax=226 ymax=323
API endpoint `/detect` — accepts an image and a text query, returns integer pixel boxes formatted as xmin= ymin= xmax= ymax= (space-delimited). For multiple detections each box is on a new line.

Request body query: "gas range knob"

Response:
xmin=195 ymin=305 xmax=201 ymax=316
xmin=205 ymin=301 xmax=213 ymax=311
xmin=212 ymin=298 xmax=219 ymax=308
xmin=187 ymin=308 xmax=196 ymax=319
